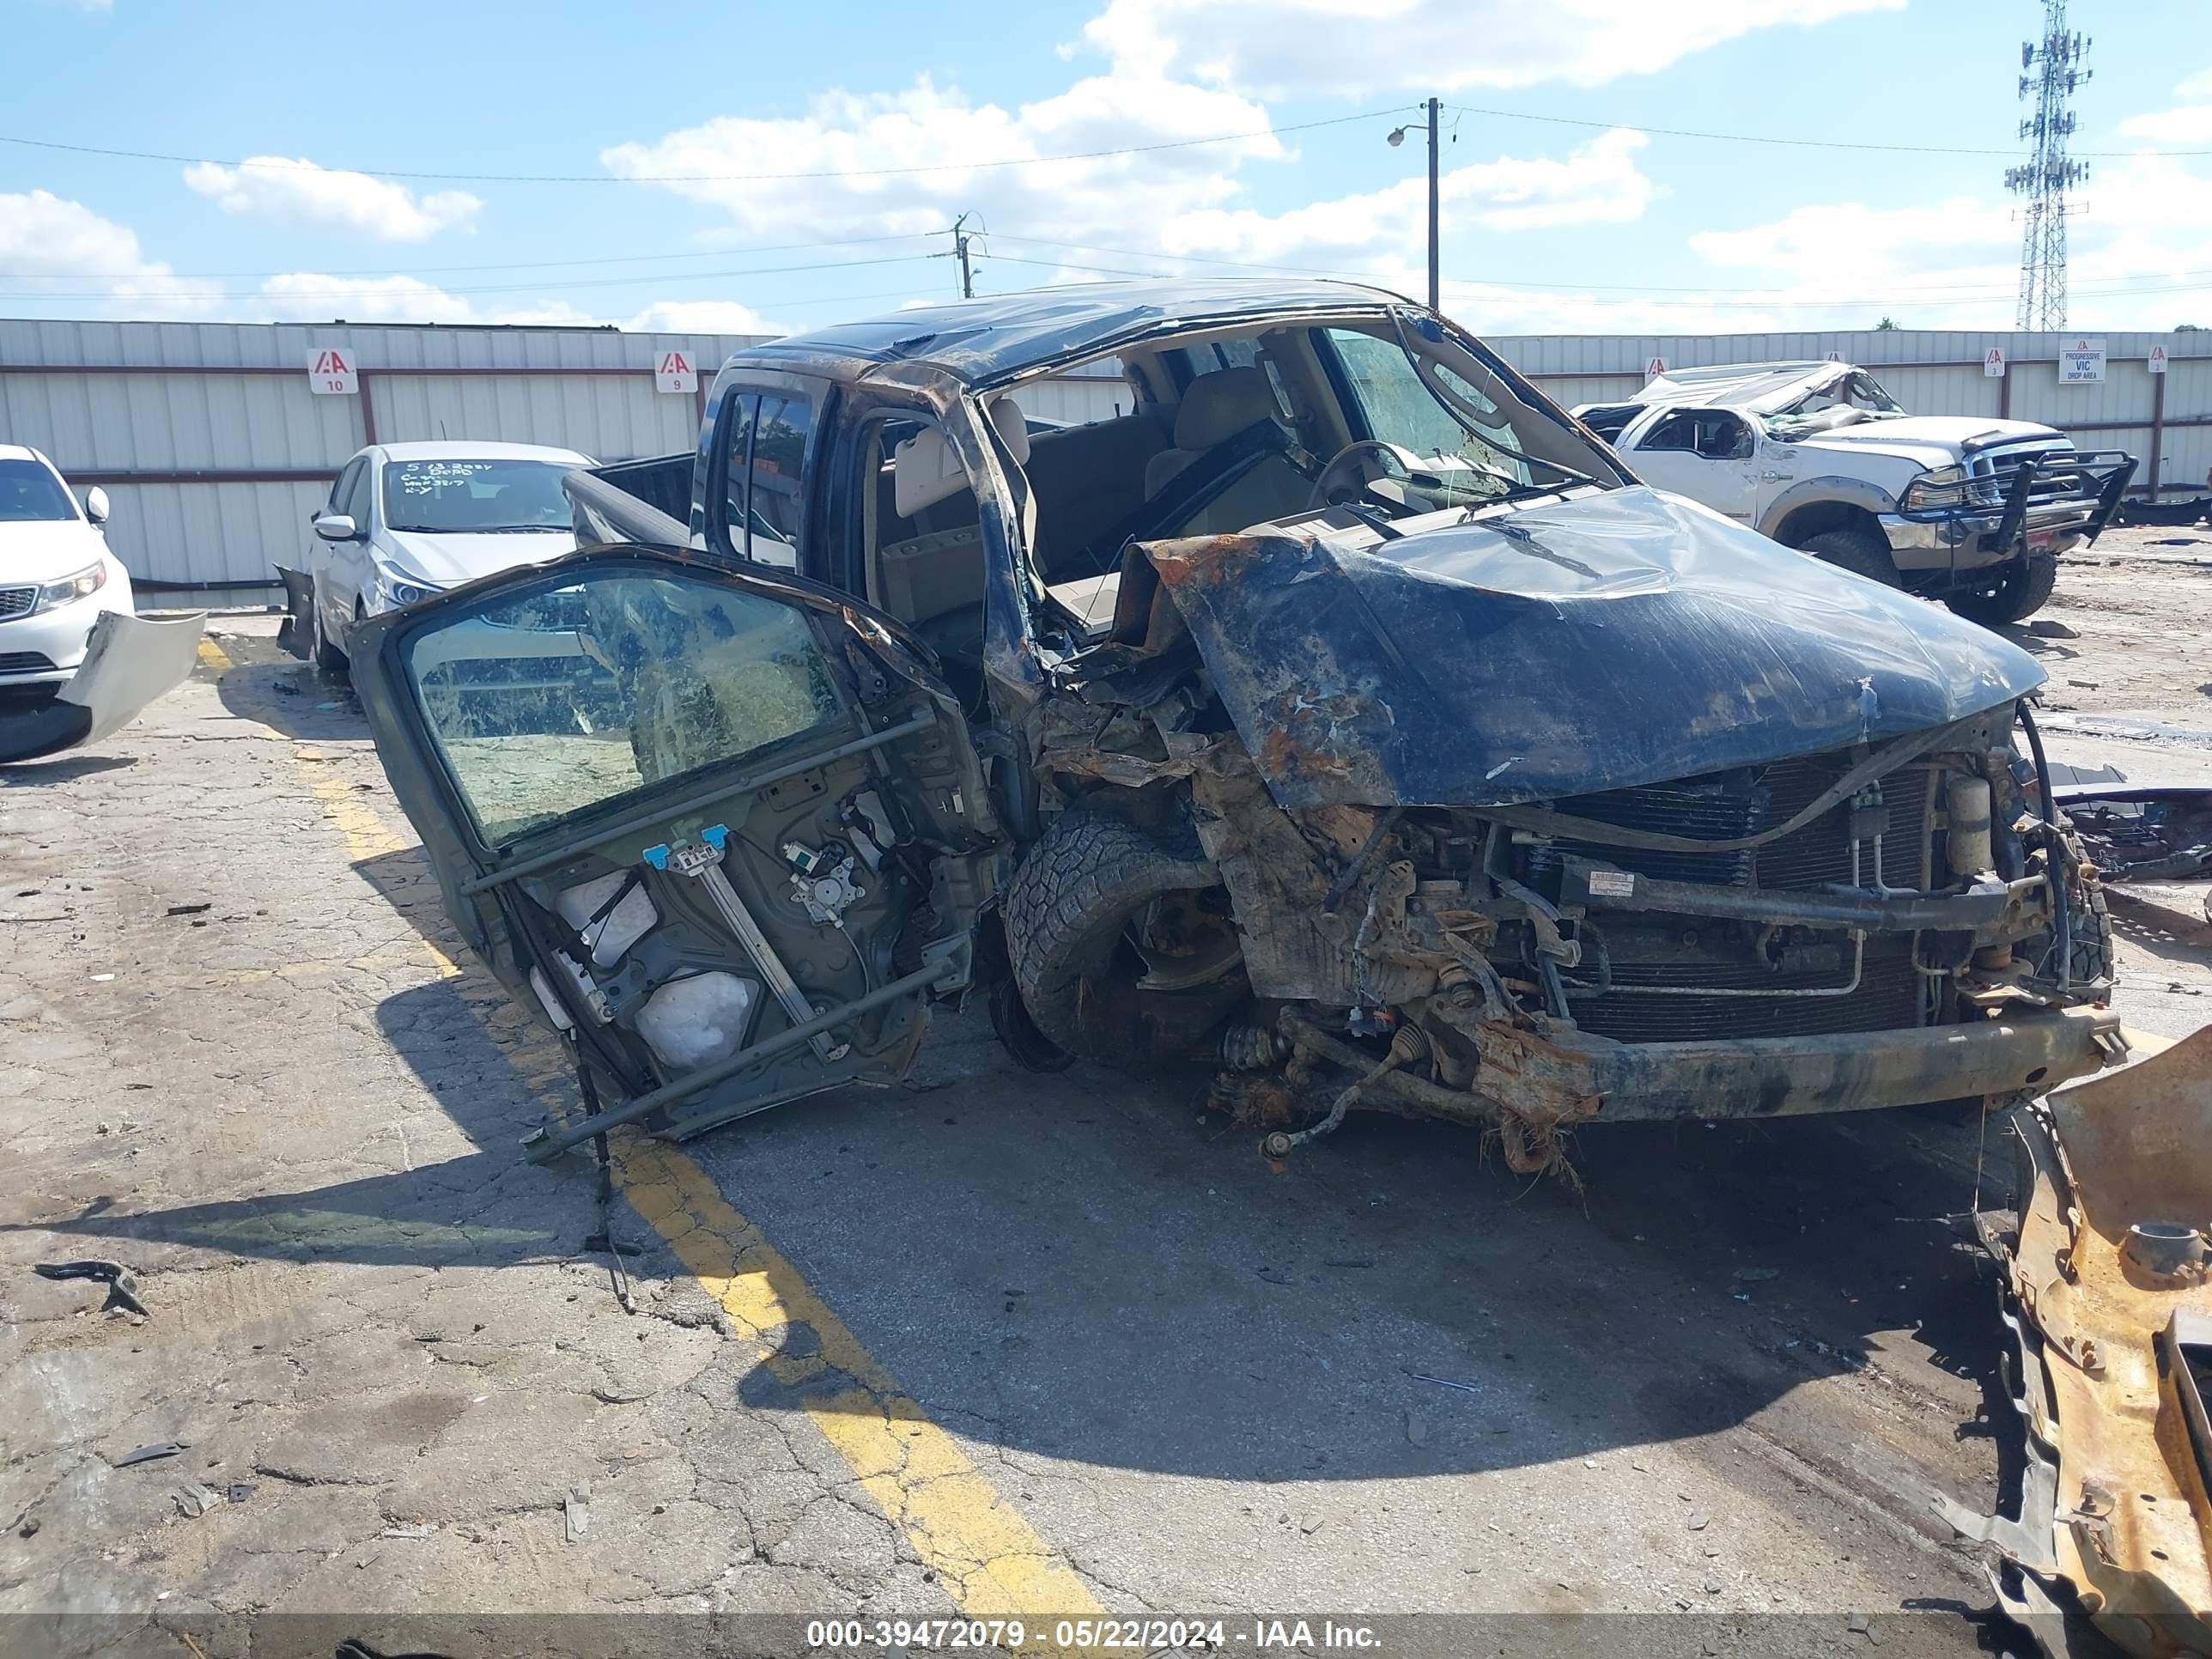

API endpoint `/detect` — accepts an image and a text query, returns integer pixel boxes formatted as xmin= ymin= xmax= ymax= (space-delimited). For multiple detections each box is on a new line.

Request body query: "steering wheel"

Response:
xmin=1308 ymin=440 xmax=1424 ymax=511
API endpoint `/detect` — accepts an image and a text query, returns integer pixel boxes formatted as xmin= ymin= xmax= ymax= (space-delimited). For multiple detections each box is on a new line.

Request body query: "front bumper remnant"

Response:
xmin=1940 ymin=1024 xmax=2212 ymax=1658
xmin=1282 ymin=1004 xmax=2121 ymax=1129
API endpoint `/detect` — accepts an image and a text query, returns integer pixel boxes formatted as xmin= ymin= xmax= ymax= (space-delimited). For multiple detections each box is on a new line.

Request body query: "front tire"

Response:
xmin=1947 ymin=550 xmax=2058 ymax=627
xmin=309 ymin=587 xmax=349 ymax=675
xmin=1796 ymin=526 xmax=1901 ymax=586
xmin=1001 ymin=808 xmax=1249 ymax=1069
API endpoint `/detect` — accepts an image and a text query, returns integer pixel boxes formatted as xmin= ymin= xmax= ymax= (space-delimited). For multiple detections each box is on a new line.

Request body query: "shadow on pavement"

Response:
xmin=14 ymin=706 xmax=2027 ymax=1495
xmin=0 ymin=752 xmax=135 ymax=785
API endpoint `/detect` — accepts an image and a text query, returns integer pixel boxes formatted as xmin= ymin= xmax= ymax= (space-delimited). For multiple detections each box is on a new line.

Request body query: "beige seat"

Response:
xmin=1141 ymin=367 xmax=1312 ymax=535
xmin=878 ymin=397 xmax=1030 ymax=653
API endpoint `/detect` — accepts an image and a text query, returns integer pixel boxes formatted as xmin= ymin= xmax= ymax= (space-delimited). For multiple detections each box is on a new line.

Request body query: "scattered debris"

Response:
xmin=1407 ymin=1370 xmax=1484 ymax=1395
xmin=1688 ymin=1512 xmax=1711 ymax=1531
xmin=1729 ymin=1266 xmax=1780 ymax=1284
xmin=173 ymin=1482 xmax=220 ymax=1519
xmin=2027 ymin=618 xmax=2081 ymax=639
xmin=163 ymin=902 xmax=211 ymax=917
xmin=225 ymin=1483 xmax=255 ymax=1504
xmin=1404 ymin=1412 xmax=1427 ymax=1446
xmin=1940 ymin=1024 xmax=2212 ymax=1656
xmin=107 ymin=1441 xmax=186 ymax=1468
xmin=380 ymin=1521 xmax=438 ymax=1540
xmin=564 ymin=1486 xmax=591 ymax=1543
xmin=33 ymin=1258 xmax=148 ymax=1317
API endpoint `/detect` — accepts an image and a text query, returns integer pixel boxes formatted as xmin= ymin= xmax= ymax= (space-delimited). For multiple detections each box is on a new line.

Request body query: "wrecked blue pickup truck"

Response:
xmin=344 ymin=280 xmax=2124 ymax=1166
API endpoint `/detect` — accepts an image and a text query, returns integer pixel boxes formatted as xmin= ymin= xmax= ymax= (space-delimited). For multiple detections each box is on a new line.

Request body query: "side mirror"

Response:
xmin=313 ymin=512 xmax=361 ymax=543
xmin=82 ymin=485 xmax=110 ymax=525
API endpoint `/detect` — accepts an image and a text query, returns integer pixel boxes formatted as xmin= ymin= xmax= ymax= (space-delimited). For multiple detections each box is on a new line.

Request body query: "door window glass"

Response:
xmin=329 ymin=459 xmax=364 ymax=517
xmin=343 ymin=459 xmax=374 ymax=524
xmin=719 ymin=390 xmax=813 ymax=568
xmin=404 ymin=568 xmax=844 ymax=845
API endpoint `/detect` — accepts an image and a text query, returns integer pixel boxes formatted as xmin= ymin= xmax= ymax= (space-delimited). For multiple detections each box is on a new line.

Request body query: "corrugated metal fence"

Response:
xmin=3 ymin=319 xmax=2200 ymax=604
xmin=1483 ymin=329 xmax=2210 ymax=503
xmin=0 ymin=319 xmax=771 ymax=601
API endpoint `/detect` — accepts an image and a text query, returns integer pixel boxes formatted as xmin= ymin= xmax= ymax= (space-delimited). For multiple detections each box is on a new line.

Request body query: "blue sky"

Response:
xmin=4 ymin=0 xmax=2210 ymax=337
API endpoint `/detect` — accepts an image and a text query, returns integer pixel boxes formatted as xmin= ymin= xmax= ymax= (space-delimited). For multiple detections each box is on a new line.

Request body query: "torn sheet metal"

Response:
xmin=1140 ymin=486 xmax=2044 ymax=811
xmin=1942 ymin=1026 xmax=2212 ymax=1656
xmin=0 ymin=611 xmax=204 ymax=763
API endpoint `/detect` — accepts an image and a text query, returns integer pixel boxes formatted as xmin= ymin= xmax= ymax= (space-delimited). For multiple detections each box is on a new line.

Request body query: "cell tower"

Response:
xmin=2005 ymin=0 xmax=2091 ymax=331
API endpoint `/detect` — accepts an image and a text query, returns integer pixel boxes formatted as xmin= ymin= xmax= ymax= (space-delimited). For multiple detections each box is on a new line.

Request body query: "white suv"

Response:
xmin=0 ymin=444 xmax=135 ymax=688
xmin=1579 ymin=362 xmax=2135 ymax=624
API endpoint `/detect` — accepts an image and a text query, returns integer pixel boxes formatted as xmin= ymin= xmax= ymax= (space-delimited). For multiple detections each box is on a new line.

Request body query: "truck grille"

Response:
xmin=1528 ymin=754 xmax=1932 ymax=892
xmin=1529 ymin=750 xmax=1937 ymax=1042
xmin=0 ymin=587 xmax=35 ymax=620
xmin=1972 ymin=441 xmax=2089 ymax=514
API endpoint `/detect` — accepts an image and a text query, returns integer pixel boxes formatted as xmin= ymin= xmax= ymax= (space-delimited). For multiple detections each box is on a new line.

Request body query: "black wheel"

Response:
xmin=310 ymin=588 xmax=349 ymax=674
xmin=1001 ymin=807 xmax=1249 ymax=1068
xmin=1796 ymin=526 xmax=1900 ymax=586
xmin=1948 ymin=550 xmax=2058 ymax=626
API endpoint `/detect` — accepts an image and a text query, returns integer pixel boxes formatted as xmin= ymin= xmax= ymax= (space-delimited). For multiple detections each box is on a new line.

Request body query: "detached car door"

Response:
xmin=347 ymin=544 xmax=1003 ymax=1154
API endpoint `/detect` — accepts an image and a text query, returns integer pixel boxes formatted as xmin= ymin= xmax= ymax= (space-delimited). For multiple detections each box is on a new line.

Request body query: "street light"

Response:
xmin=1387 ymin=98 xmax=1441 ymax=312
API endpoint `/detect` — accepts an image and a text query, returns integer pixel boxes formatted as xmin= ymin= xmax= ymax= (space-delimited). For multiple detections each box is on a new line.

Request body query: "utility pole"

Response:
xmin=1425 ymin=95 xmax=1440 ymax=313
xmin=2006 ymin=0 xmax=2090 ymax=330
xmin=1389 ymin=102 xmax=1443 ymax=311
xmin=952 ymin=214 xmax=976 ymax=301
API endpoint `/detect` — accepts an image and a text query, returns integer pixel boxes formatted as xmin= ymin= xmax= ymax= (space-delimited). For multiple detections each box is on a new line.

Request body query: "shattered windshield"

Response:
xmin=1322 ymin=327 xmax=1601 ymax=504
xmin=384 ymin=459 xmax=575 ymax=533
xmin=1763 ymin=371 xmax=1907 ymax=441
xmin=404 ymin=568 xmax=843 ymax=845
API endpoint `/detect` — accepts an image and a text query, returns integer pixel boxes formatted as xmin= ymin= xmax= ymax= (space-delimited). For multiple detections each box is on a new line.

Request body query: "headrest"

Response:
xmin=1172 ymin=367 xmax=1279 ymax=450
xmin=892 ymin=396 xmax=1031 ymax=518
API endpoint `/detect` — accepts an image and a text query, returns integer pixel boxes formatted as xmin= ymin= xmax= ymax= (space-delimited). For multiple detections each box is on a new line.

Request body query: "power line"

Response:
xmin=0 ymin=106 xmax=1413 ymax=185
xmin=0 ymin=251 xmax=949 ymax=303
xmin=0 ymin=230 xmax=943 ymax=283
xmin=1445 ymin=101 xmax=2209 ymax=160
xmin=990 ymin=233 xmax=2212 ymax=301
xmin=979 ymin=252 xmax=2209 ymax=312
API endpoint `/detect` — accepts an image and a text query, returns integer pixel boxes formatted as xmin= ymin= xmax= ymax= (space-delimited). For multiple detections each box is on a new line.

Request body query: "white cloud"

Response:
xmin=1162 ymin=128 xmax=1652 ymax=266
xmin=182 ymin=156 xmax=482 ymax=242
xmin=2115 ymin=63 xmax=2212 ymax=144
xmin=625 ymin=299 xmax=782 ymax=336
xmin=0 ymin=189 xmax=218 ymax=316
xmin=1079 ymin=0 xmax=1905 ymax=94
xmin=603 ymin=74 xmax=1285 ymax=244
xmin=1648 ymin=149 xmax=2212 ymax=334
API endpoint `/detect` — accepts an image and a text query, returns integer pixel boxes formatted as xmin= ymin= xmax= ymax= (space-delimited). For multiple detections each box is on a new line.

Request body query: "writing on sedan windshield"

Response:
xmin=384 ymin=459 xmax=574 ymax=533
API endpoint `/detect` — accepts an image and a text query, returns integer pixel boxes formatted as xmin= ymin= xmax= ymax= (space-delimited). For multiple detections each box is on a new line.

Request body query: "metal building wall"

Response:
xmin=1483 ymin=330 xmax=2209 ymax=502
xmin=0 ymin=319 xmax=771 ymax=602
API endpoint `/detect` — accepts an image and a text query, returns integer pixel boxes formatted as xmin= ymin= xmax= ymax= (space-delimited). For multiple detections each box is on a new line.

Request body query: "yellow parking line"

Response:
xmin=289 ymin=743 xmax=1103 ymax=1634
xmin=195 ymin=636 xmax=234 ymax=673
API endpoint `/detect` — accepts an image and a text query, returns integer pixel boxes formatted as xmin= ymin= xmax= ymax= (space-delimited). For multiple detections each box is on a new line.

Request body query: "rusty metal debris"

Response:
xmin=1941 ymin=1025 xmax=2212 ymax=1656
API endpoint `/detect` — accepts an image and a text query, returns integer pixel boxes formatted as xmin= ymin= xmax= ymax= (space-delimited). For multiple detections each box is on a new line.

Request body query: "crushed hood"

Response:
xmin=383 ymin=527 xmax=579 ymax=589
xmin=1142 ymin=486 xmax=2044 ymax=809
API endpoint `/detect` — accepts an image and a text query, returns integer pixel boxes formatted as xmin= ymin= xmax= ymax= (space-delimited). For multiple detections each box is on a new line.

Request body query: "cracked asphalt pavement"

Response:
xmin=5 ymin=528 xmax=2212 ymax=1657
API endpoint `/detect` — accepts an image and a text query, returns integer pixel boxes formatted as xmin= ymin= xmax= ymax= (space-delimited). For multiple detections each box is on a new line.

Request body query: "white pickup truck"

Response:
xmin=1577 ymin=361 xmax=2136 ymax=624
